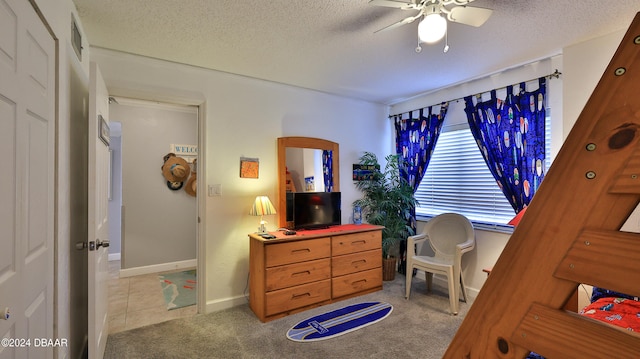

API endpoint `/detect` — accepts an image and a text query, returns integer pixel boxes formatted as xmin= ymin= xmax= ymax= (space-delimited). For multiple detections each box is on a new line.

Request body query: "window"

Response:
xmin=413 ymin=78 xmax=552 ymax=231
xmin=415 ymin=124 xmax=516 ymax=230
xmin=415 ymin=105 xmax=551 ymax=232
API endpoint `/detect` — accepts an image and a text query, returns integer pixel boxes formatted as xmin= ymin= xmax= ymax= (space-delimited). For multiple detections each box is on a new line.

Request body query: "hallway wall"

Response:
xmin=110 ymin=98 xmax=198 ymax=269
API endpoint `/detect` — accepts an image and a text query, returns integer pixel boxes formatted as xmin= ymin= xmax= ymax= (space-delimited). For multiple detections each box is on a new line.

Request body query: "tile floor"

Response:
xmin=108 ymin=260 xmax=197 ymax=333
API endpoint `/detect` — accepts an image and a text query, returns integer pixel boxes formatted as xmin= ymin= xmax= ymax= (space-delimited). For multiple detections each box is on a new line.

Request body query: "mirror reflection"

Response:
xmin=285 ymin=148 xmax=331 ymax=225
xmin=277 ymin=137 xmax=340 ymax=228
xmin=286 ymin=148 xmax=328 ymax=193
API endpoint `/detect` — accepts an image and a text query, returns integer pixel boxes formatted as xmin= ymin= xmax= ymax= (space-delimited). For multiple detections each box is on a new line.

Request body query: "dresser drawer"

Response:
xmin=332 ymin=249 xmax=382 ymax=277
xmin=332 ymin=268 xmax=382 ymax=298
xmin=265 ymin=279 xmax=331 ymax=316
xmin=265 ymin=237 xmax=331 ymax=267
xmin=265 ymin=258 xmax=331 ymax=291
xmin=332 ymin=231 xmax=381 ymax=256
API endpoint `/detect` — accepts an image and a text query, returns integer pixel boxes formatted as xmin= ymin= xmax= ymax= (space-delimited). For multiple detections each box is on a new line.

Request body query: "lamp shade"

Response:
xmin=249 ymin=196 xmax=277 ymax=216
xmin=418 ymin=13 xmax=447 ymax=44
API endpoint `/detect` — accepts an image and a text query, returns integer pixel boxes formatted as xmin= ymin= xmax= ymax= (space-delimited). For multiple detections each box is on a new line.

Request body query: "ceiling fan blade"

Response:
xmin=448 ymin=6 xmax=493 ymax=27
xmin=374 ymin=14 xmax=422 ymax=33
xmin=368 ymin=0 xmax=417 ymax=10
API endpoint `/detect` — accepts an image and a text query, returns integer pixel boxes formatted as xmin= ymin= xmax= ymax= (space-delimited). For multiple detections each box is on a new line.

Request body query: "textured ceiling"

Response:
xmin=72 ymin=0 xmax=640 ymax=105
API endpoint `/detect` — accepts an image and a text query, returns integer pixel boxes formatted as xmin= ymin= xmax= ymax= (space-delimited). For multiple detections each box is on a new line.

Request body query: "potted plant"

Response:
xmin=353 ymin=152 xmax=416 ymax=281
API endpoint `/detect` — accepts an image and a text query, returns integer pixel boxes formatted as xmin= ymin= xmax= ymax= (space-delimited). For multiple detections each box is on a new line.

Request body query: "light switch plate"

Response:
xmin=208 ymin=184 xmax=221 ymax=196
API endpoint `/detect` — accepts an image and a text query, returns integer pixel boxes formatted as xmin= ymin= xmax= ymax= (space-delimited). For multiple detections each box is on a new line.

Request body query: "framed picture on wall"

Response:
xmin=352 ymin=164 xmax=378 ymax=181
xmin=240 ymin=157 xmax=259 ymax=178
xmin=98 ymin=114 xmax=110 ymax=146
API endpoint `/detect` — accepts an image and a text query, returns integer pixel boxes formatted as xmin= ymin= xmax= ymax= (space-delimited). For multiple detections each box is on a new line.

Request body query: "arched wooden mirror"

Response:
xmin=277 ymin=137 xmax=340 ymax=228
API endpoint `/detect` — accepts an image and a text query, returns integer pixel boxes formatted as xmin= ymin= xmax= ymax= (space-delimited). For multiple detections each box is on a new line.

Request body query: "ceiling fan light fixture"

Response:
xmin=418 ymin=13 xmax=447 ymax=44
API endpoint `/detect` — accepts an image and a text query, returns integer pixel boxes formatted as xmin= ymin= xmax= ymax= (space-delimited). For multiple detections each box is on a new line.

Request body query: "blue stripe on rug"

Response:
xmin=286 ymin=302 xmax=393 ymax=342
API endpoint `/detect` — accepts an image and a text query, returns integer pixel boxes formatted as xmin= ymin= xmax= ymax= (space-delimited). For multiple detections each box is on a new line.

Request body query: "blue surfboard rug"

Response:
xmin=286 ymin=301 xmax=393 ymax=342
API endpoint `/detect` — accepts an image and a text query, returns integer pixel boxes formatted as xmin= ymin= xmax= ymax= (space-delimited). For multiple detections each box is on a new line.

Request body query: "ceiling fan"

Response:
xmin=370 ymin=0 xmax=493 ymax=52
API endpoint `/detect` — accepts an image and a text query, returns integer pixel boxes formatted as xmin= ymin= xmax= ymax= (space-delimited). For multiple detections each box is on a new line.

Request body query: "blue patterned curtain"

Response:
xmin=322 ymin=150 xmax=333 ymax=192
xmin=464 ymin=77 xmax=546 ymax=213
xmin=394 ymin=103 xmax=448 ymax=193
xmin=394 ymin=103 xmax=448 ymax=274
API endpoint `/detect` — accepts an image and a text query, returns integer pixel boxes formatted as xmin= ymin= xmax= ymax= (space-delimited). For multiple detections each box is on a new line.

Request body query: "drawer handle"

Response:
xmin=352 ymin=259 xmax=367 ymax=266
xmin=350 ymin=240 xmax=366 ymax=245
xmin=353 ymin=279 xmax=367 ymax=285
xmin=292 ymin=292 xmax=311 ymax=299
xmin=292 ymin=270 xmax=311 ymax=277
xmin=291 ymin=248 xmax=311 ymax=254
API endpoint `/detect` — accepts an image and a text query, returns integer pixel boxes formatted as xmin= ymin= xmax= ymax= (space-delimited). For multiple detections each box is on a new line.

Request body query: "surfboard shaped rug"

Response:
xmin=286 ymin=301 xmax=393 ymax=342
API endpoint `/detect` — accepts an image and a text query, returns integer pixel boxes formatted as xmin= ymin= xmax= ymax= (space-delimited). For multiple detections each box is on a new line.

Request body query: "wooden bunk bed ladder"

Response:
xmin=445 ymin=12 xmax=640 ymax=359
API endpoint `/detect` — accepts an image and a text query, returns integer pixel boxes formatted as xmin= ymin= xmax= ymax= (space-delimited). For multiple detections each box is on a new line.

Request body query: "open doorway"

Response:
xmin=107 ymin=97 xmax=199 ymax=332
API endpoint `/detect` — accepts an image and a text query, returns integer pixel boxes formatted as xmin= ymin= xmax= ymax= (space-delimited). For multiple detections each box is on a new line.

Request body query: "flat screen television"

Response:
xmin=293 ymin=192 xmax=341 ymax=230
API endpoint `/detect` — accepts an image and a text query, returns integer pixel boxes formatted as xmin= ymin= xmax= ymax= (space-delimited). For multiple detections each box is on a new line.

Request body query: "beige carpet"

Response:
xmin=105 ymin=273 xmax=469 ymax=358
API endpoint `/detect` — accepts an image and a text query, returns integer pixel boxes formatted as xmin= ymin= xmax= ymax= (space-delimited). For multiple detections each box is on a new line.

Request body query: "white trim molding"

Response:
xmin=118 ymin=259 xmax=197 ymax=278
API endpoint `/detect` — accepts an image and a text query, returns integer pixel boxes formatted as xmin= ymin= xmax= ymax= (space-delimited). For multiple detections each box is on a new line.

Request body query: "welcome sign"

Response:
xmin=171 ymin=144 xmax=197 ymax=163
xmin=171 ymin=144 xmax=197 ymax=156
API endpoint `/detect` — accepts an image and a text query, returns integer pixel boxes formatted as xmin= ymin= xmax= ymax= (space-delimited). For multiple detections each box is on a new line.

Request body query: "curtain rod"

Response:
xmin=389 ymin=69 xmax=562 ymax=119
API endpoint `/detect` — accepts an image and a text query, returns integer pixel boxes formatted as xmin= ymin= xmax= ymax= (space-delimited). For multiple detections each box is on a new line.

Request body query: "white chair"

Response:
xmin=405 ymin=213 xmax=475 ymax=315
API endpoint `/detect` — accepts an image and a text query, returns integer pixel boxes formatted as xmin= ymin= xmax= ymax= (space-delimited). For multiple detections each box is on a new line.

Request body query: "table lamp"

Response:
xmin=249 ymin=196 xmax=277 ymax=234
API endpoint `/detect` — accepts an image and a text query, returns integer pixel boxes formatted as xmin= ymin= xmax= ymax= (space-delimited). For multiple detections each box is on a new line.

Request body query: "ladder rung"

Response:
xmin=513 ymin=303 xmax=640 ymax=358
xmin=610 ymin=147 xmax=640 ymax=194
xmin=555 ymin=228 xmax=640 ymax=297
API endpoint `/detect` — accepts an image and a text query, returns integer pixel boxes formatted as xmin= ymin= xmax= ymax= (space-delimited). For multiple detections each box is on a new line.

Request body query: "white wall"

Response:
xmin=562 ymin=29 xmax=625 ymax=138
xmin=110 ymin=99 xmax=198 ymax=269
xmin=34 ymin=0 xmax=93 ymax=358
xmin=89 ymin=47 xmax=390 ymax=312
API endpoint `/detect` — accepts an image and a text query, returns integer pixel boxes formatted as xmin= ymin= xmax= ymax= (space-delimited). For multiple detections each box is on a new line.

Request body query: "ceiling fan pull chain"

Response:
xmin=444 ymin=30 xmax=450 ymax=53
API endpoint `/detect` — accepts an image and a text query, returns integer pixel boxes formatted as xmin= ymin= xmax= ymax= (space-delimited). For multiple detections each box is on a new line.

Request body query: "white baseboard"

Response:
xmin=204 ymin=295 xmax=249 ymax=314
xmin=119 ymin=259 xmax=197 ymax=278
xmin=108 ymin=253 xmax=121 ymax=261
xmin=465 ymin=286 xmax=480 ymax=302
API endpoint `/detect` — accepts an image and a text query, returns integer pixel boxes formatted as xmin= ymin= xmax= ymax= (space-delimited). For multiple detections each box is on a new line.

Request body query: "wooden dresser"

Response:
xmin=248 ymin=224 xmax=383 ymax=322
